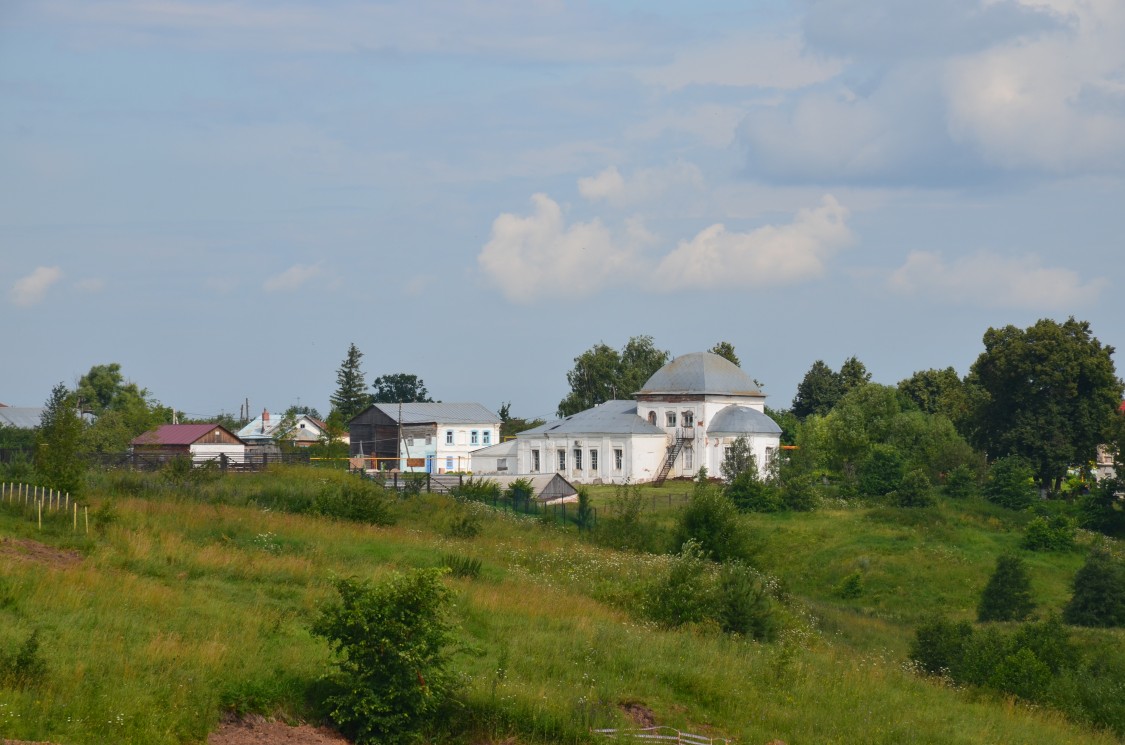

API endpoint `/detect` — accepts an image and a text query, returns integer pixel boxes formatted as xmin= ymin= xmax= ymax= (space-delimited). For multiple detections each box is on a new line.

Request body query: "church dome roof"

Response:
xmin=637 ymin=352 xmax=762 ymax=396
xmin=707 ymin=405 xmax=782 ymax=436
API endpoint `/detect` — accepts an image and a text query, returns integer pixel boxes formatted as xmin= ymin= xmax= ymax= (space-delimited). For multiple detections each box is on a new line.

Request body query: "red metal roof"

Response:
xmin=131 ymin=424 xmax=232 ymax=446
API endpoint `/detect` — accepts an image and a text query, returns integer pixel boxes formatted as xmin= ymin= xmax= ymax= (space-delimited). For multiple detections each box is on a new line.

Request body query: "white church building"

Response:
xmin=471 ymin=352 xmax=782 ymax=485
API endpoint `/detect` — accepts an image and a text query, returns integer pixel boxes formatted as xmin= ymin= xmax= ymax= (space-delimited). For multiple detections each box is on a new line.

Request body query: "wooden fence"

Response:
xmin=593 ymin=727 xmax=731 ymax=745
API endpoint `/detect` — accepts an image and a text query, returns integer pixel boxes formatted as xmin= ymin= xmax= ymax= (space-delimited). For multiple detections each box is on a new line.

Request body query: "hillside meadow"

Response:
xmin=0 ymin=466 xmax=1121 ymax=744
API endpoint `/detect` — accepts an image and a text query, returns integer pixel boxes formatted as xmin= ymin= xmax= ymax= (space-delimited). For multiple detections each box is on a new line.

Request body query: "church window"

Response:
xmin=614 ymin=448 xmax=623 ymax=471
xmin=574 ymin=448 xmax=583 ymax=471
xmin=684 ymin=447 xmax=693 ymax=470
xmin=647 ymin=411 xmax=656 ymax=425
xmin=590 ymin=449 xmax=598 ymax=472
xmin=666 ymin=411 xmax=677 ymax=427
xmin=557 ymin=449 xmax=566 ymax=471
xmin=532 ymin=449 xmax=540 ymax=472
xmin=682 ymin=410 xmax=694 ymax=427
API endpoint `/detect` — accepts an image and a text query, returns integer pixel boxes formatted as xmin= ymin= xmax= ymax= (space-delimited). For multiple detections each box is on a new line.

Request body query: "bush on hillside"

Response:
xmin=1063 ymin=545 xmax=1125 ymax=627
xmin=896 ymin=468 xmax=935 ymax=508
xmin=725 ymin=467 xmax=782 ymax=513
xmin=592 ymin=480 xmax=664 ymax=553
xmin=943 ymin=464 xmax=978 ymax=499
xmin=311 ymin=570 xmax=458 ymax=745
xmin=1021 ymin=515 xmax=1076 ymax=552
xmin=314 ymin=479 xmax=395 ymax=525
xmin=984 ymin=456 xmax=1036 ymax=510
xmin=1078 ymin=478 xmax=1125 ymax=537
xmin=716 ymin=561 xmax=779 ymax=641
xmin=451 ymin=477 xmax=500 ymax=503
xmin=978 ymin=554 xmax=1036 ymax=623
xmin=673 ymin=481 xmax=756 ymax=563
xmin=858 ymin=445 xmax=905 ymax=498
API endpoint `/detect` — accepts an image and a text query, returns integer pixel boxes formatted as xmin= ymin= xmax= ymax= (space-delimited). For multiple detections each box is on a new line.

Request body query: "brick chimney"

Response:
xmin=262 ymin=408 xmax=270 ymax=434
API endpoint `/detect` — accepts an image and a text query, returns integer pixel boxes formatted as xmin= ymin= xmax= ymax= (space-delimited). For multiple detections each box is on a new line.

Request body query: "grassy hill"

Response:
xmin=0 ymin=467 xmax=1120 ymax=744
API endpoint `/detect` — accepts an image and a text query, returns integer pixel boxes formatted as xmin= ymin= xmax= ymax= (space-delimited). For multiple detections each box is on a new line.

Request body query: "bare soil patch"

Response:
xmin=619 ymin=701 xmax=657 ymax=727
xmin=207 ymin=714 xmax=350 ymax=745
xmin=0 ymin=537 xmax=82 ymax=568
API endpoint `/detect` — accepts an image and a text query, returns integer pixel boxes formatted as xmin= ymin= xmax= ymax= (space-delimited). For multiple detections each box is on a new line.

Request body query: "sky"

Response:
xmin=2 ymin=0 xmax=1123 ymax=423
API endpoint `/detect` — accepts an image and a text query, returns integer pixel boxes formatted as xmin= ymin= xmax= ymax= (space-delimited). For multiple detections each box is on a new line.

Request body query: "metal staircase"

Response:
xmin=653 ymin=435 xmax=686 ymax=486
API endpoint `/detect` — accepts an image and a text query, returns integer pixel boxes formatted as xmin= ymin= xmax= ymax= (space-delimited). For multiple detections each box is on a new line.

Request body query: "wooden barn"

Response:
xmin=130 ymin=424 xmax=246 ymax=466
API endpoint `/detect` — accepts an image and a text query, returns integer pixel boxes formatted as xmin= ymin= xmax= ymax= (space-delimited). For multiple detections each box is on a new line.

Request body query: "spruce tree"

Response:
xmin=978 ymin=554 xmax=1035 ymax=622
xmin=35 ymin=382 xmax=86 ymax=494
xmin=329 ymin=343 xmax=372 ymax=423
xmin=1063 ymin=545 xmax=1125 ymax=627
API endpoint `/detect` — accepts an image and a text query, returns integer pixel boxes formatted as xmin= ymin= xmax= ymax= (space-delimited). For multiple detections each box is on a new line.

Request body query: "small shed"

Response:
xmin=483 ymin=473 xmax=579 ymax=504
xmin=469 ymin=439 xmax=517 ymax=474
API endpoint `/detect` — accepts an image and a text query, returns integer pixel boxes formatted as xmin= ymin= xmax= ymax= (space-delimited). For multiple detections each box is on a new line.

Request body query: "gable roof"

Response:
xmin=369 ymin=402 xmax=500 ymax=425
xmin=131 ymin=424 xmax=240 ymax=446
xmin=519 ymin=400 xmax=665 ymax=437
xmin=638 ymin=352 xmax=762 ymax=397
xmin=0 ymin=407 xmax=44 ymax=429
xmin=237 ymin=413 xmax=325 ymax=442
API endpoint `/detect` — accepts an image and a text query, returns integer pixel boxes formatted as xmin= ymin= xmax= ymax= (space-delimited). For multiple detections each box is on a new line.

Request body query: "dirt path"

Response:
xmin=206 ymin=715 xmax=350 ymax=745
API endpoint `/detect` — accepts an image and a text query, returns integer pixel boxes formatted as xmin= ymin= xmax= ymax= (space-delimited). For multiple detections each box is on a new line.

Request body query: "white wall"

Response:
xmin=516 ymin=433 xmax=667 ymax=484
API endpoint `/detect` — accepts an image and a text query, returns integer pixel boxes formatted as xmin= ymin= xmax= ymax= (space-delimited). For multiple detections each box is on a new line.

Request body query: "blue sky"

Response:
xmin=2 ymin=0 xmax=1122 ymax=422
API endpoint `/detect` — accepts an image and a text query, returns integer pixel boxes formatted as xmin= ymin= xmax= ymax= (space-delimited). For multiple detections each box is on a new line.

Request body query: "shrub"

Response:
xmin=834 ymin=571 xmax=864 ymax=599
xmin=673 ymin=481 xmax=754 ymax=563
xmin=910 ymin=615 xmax=972 ymax=676
xmin=943 ymin=464 xmax=977 ymax=499
xmin=896 ymin=468 xmax=934 ymax=507
xmin=725 ymin=467 xmax=782 ymax=513
xmin=445 ymin=508 xmax=482 ymax=539
xmin=780 ymin=471 xmax=818 ymax=512
xmin=575 ymin=487 xmax=593 ymax=530
xmin=0 ymin=630 xmax=47 ymax=689
xmin=593 ymin=480 xmax=662 ymax=553
xmin=503 ymin=478 xmax=534 ymax=505
xmin=1021 ymin=515 xmax=1076 ymax=552
xmin=311 ymin=571 xmax=457 ymax=745
xmin=314 ymin=480 xmax=395 ymax=525
xmin=643 ymin=540 xmax=712 ymax=628
xmin=720 ymin=436 xmax=754 ymax=482
xmin=716 ymin=561 xmax=778 ymax=641
xmin=984 ymin=456 xmax=1036 ymax=510
xmin=452 ymin=477 xmax=500 ymax=503
xmin=859 ymin=445 xmax=904 ymax=498
xmin=978 ymin=554 xmax=1035 ymax=622
xmin=1063 ymin=545 xmax=1125 ymax=627
xmin=1078 ymin=478 xmax=1125 ymax=537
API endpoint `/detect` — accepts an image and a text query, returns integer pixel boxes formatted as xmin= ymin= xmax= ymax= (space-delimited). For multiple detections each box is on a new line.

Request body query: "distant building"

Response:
xmin=0 ymin=406 xmax=45 ymax=429
xmin=348 ymin=402 xmax=501 ymax=473
xmin=237 ymin=409 xmax=329 ymax=449
xmin=480 ymin=352 xmax=782 ymax=485
xmin=131 ymin=424 xmax=246 ymax=465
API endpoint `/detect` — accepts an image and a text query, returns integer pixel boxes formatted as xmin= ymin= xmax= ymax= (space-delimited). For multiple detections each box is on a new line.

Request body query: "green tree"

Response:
xmin=725 ymin=453 xmax=782 ymax=512
xmin=791 ymin=360 xmax=842 ymax=419
xmin=978 ymin=554 xmax=1036 ymax=622
xmin=311 ymin=570 xmax=457 ymax=744
xmin=35 ymin=383 xmax=86 ymax=494
xmin=858 ymin=444 xmax=905 ymax=498
xmin=838 ymin=355 xmax=872 ymax=394
xmin=984 ymin=455 xmax=1036 ymax=510
xmin=673 ymin=480 xmax=754 ymax=563
xmin=497 ymin=402 xmax=545 ymax=440
xmin=329 ymin=343 xmax=373 ymax=423
xmin=898 ymin=366 xmax=975 ymax=434
xmin=1063 ymin=545 xmax=1125 ymax=627
xmin=76 ymin=363 xmax=174 ymax=452
xmin=372 ymin=373 xmax=433 ymax=404
xmin=764 ymin=406 xmax=799 ymax=446
xmin=557 ymin=336 xmax=669 ymax=416
xmin=944 ymin=464 xmax=978 ymax=499
xmin=720 ymin=435 xmax=754 ymax=482
xmin=967 ymin=318 xmax=1121 ymax=492
xmin=708 ymin=341 xmax=740 ymax=367
xmin=896 ymin=468 xmax=935 ymax=508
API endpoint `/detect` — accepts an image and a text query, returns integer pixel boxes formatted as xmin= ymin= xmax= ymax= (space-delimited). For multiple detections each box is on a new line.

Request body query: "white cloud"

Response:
xmin=10 ymin=266 xmax=62 ymax=306
xmin=652 ymin=195 xmax=853 ymax=288
xmin=478 ymin=193 xmax=644 ymax=304
xmin=639 ymin=33 xmax=842 ymax=90
xmin=626 ymin=104 xmax=747 ymax=148
xmin=888 ymin=251 xmax=1105 ymax=309
xmin=263 ymin=263 xmax=321 ymax=292
xmin=578 ymin=162 xmax=704 ymax=207
xmin=75 ymin=277 xmax=105 ymax=292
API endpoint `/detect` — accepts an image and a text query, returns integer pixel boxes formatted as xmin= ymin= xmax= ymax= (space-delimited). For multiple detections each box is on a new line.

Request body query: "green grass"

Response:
xmin=0 ymin=468 xmax=1119 ymax=744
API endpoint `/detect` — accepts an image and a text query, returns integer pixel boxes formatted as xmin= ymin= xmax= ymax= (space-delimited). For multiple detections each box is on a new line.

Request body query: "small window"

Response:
xmin=647 ymin=411 xmax=656 ymax=425
xmin=590 ymin=449 xmax=598 ymax=472
xmin=425 ymin=435 xmax=432 ymax=446
xmin=557 ymin=449 xmax=566 ymax=471
xmin=471 ymin=430 xmax=479 ymax=445
xmin=446 ymin=456 xmax=453 ymax=470
xmin=498 ymin=457 xmax=508 ymax=471
xmin=532 ymin=449 xmax=541 ymax=472
xmin=684 ymin=447 xmax=693 ymax=470
xmin=666 ymin=411 xmax=677 ymax=427
xmin=407 ymin=437 xmax=414 ymax=447
xmin=483 ymin=430 xmax=491 ymax=445
xmin=574 ymin=448 xmax=583 ymax=471
xmin=445 ymin=430 xmax=453 ymax=445
xmin=682 ymin=411 xmax=694 ymax=427
xmin=614 ymin=448 xmax=623 ymax=471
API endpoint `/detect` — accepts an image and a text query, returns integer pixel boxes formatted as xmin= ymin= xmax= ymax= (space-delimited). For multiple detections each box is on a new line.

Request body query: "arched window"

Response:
xmin=647 ymin=411 xmax=656 ymax=425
